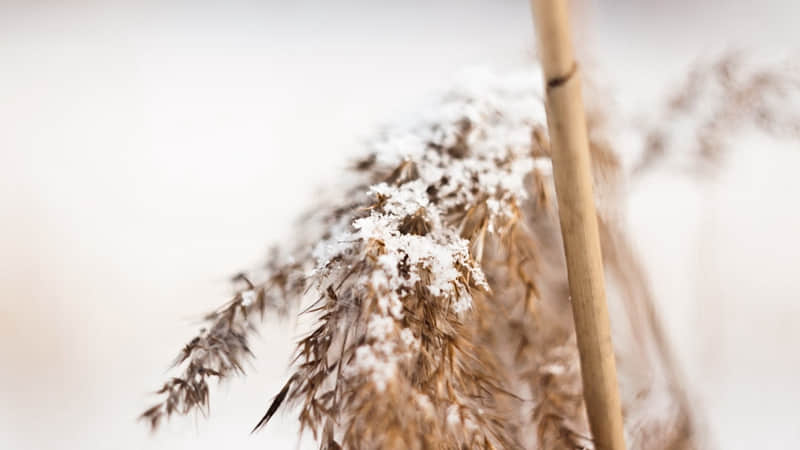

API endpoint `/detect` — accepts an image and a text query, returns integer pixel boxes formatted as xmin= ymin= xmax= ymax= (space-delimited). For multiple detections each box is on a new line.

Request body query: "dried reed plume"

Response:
xmin=141 ymin=56 xmax=799 ymax=449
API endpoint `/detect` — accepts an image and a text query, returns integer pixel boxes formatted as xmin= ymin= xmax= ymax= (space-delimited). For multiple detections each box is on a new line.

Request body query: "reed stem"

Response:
xmin=530 ymin=1 xmax=627 ymax=449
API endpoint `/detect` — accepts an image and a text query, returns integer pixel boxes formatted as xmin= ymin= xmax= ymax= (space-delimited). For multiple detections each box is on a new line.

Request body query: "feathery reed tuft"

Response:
xmin=142 ymin=57 xmax=800 ymax=449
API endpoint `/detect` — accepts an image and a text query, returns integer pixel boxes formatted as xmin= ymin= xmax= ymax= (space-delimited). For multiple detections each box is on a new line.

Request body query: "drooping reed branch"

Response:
xmin=139 ymin=54 xmax=800 ymax=449
xmin=530 ymin=1 xmax=626 ymax=448
xmin=633 ymin=54 xmax=800 ymax=176
xmin=139 ymin=255 xmax=307 ymax=430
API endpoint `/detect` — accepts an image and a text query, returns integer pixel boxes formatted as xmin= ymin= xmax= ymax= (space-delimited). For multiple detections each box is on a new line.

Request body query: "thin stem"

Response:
xmin=530 ymin=1 xmax=627 ymax=449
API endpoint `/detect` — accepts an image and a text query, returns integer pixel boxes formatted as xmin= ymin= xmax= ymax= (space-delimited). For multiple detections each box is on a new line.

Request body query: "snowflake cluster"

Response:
xmin=308 ymin=67 xmax=553 ymax=391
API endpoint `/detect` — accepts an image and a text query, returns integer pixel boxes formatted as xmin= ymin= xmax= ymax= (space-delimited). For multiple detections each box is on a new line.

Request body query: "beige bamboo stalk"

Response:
xmin=530 ymin=1 xmax=627 ymax=449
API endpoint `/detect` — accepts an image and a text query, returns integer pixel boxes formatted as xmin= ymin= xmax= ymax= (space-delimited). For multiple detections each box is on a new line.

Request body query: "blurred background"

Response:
xmin=1 ymin=1 xmax=799 ymax=449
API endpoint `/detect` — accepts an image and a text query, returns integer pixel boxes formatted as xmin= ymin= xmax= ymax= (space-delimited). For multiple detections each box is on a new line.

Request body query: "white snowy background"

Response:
xmin=1 ymin=1 xmax=799 ymax=449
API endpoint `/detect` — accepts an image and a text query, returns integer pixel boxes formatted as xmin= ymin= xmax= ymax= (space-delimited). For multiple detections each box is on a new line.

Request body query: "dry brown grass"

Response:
xmin=141 ymin=56 xmax=799 ymax=449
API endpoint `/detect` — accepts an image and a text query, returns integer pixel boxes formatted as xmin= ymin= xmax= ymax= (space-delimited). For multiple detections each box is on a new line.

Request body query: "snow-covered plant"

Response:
xmin=141 ymin=56 xmax=799 ymax=449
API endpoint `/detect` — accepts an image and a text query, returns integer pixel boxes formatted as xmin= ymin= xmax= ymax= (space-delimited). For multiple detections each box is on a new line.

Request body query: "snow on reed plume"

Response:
xmin=141 ymin=56 xmax=799 ymax=449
